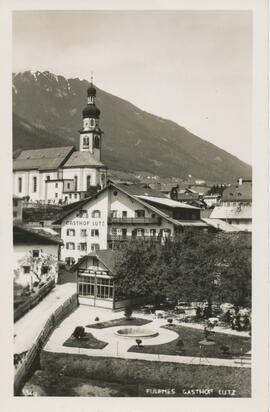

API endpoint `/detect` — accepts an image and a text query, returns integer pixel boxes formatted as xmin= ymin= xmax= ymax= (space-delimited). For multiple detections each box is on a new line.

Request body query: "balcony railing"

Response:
xmin=108 ymin=216 xmax=162 ymax=225
xmin=107 ymin=235 xmax=169 ymax=243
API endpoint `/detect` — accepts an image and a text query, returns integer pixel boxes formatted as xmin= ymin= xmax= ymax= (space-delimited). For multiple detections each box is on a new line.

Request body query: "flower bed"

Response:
xmin=63 ymin=332 xmax=108 ymax=350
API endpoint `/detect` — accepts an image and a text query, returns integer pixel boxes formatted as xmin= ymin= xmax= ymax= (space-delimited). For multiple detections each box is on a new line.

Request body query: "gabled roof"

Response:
xmin=13 ymin=146 xmax=75 ymax=171
xmin=13 ymin=224 xmax=63 ymax=245
xmin=54 ymin=182 xmax=208 ymax=228
xmin=63 ymin=151 xmax=105 ymax=168
xmin=72 ymin=250 xmax=116 ymax=274
xmin=114 ymin=183 xmax=167 ymax=198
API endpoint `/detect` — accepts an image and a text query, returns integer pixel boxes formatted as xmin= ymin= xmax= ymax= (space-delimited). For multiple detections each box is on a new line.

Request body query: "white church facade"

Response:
xmin=13 ymin=82 xmax=107 ymax=204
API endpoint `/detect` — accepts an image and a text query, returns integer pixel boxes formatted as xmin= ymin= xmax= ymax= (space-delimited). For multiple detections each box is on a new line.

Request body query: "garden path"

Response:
xmin=44 ymin=305 xmax=251 ymax=369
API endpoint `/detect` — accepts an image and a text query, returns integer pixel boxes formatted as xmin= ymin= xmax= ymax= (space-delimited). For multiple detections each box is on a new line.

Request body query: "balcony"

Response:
xmin=108 ymin=216 xmax=162 ymax=225
xmin=107 ymin=234 xmax=166 ymax=243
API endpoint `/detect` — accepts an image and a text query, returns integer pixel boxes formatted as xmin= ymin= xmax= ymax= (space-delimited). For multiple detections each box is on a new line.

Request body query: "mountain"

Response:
xmin=12 ymin=70 xmax=251 ymax=181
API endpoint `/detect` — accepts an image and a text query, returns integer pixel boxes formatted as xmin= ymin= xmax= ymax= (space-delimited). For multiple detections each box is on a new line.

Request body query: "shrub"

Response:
xmin=72 ymin=326 xmax=86 ymax=340
xmin=124 ymin=307 xmax=133 ymax=320
xmin=136 ymin=339 xmax=142 ymax=347
xmin=167 ymin=318 xmax=173 ymax=325
xmin=95 ymin=317 xmax=99 ymax=322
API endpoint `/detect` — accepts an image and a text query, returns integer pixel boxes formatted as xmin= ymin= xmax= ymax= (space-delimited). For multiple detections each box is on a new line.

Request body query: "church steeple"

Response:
xmin=79 ymin=75 xmax=103 ymax=161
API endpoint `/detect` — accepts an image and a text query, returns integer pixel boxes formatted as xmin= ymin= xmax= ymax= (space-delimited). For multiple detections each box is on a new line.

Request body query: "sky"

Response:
xmin=12 ymin=10 xmax=252 ymax=164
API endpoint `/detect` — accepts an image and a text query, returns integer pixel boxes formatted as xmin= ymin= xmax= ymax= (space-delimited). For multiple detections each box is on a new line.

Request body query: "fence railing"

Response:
xmin=14 ymin=279 xmax=56 ymax=322
xmin=14 ymin=293 xmax=78 ymax=395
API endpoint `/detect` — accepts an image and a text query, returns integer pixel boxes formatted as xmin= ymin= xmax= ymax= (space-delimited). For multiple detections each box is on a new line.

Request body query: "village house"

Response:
xmin=13 ymin=225 xmax=63 ymax=292
xmin=209 ymin=179 xmax=252 ymax=232
xmin=54 ymin=182 xmax=209 ymax=264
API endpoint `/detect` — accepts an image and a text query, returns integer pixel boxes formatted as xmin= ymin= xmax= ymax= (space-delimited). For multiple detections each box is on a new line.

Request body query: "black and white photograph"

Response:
xmin=0 ymin=0 xmax=268 ymax=410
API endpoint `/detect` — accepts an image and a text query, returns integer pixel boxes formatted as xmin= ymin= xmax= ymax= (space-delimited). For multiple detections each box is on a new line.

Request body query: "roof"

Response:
xmin=72 ymin=250 xmax=116 ymax=274
xmin=13 ymin=224 xmax=63 ymax=245
xmin=177 ymin=193 xmax=200 ymax=201
xmin=115 ymin=183 xmax=167 ymax=198
xmin=221 ymin=182 xmax=252 ymax=202
xmin=54 ymin=182 xmax=208 ymax=228
xmin=137 ymin=195 xmax=199 ymax=210
xmin=13 ymin=146 xmax=75 ymax=171
xmin=201 ymin=218 xmax=240 ymax=232
xmin=210 ymin=205 xmax=252 ymax=220
xmin=63 ymin=151 xmax=105 ymax=168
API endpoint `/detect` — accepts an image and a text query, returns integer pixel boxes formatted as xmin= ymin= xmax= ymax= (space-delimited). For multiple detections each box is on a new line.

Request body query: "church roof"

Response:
xmin=63 ymin=151 xmax=105 ymax=169
xmin=13 ymin=146 xmax=75 ymax=171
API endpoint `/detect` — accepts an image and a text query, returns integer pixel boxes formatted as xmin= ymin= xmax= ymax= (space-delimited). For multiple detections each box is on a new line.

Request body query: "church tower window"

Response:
xmin=33 ymin=176 xmax=37 ymax=192
xmin=83 ymin=136 xmax=89 ymax=148
xmin=18 ymin=177 xmax=22 ymax=193
xmin=94 ymin=135 xmax=100 ymax=148
xmin=87 ymin=175 xmax=91 ymax=189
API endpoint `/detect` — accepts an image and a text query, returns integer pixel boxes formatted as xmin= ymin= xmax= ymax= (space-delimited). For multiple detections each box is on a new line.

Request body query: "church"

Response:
xmin=13 ymin=81 xmax=107 ymax=204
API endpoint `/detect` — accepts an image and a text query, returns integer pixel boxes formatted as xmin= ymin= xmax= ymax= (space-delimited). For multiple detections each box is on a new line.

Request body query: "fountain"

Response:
xmin=115 ymin=327 xmax=159 ymax=338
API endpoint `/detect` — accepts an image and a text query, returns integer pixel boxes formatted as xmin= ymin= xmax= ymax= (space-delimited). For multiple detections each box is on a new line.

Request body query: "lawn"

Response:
xmin=86 ymin=317 xmax=151 ymax=329
xmin=63 ymin=332 xmax=108 ymax=350
xmin=128 ymin=325 xmax=251 ymax=359
xmin=39 ymin=351 xmax=251 ymax=397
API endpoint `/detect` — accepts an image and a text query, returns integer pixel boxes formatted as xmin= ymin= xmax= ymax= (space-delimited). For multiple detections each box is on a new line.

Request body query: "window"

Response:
xmin=122 ymin=211 xmax=127 ymax=218
xmin=69 ymin=194 xmax=72 ymax=199
xmin=94 ymin=135 xmax=100 ymax=148
xmin=91 ymin=229 xmax=99 ymax=237
xmin=33 ymin=177 xmax=37 ymax=193
xmin=23 ymin=266 xmax=30 ymax=274
xmin=91 ymin=243 xmax=100 ymax=251
xmin=79 ymin=243 xmax=87 ymax=251
xmin=32 ymin=250 xmax=39 ymax=258
xmin=137 ymin=228 xmax=145 ymax=237
xmin=135 ymin=210 xmax=145 ymax=218
xmin=18 ymin=177 xmax=22 ymax=193
xmin=111 ymin=210 xmax=117 ymax=218
xmin=96 ymin=276 xmax=113 ymax=299
xmin=55 ymin=183 xmax=58 ymax=188
xmin=74 ymin=194 xmax=77 ymax=199
xmin=92 ymin=210 xmax=101 ymax=218
xmin=46 ymin=176 xmax=50 ymax=181
xmin=87 ymin=175 xmax=91 ymax=189
xmin=83 ymin=136 xmax=89 ymax=147
xmin=93 ymin=258 xmax=99 ymax=267
xmin=122 ymin=228 xmax=127 ymax=239
xmin=78 ymin=209 xmax=88 ymax=218
xmin=67 ymin=229 xmax=75 ymax=236
xmin=67 ymin=183 xmax=70 ymax=189
xmin=74 ymin=176 xmax=78 ymax=192
xmin=81 ymin=229 xmax=87 ymax=237
xmin=150 ymin=229 xmax=156 ymax=237
xmin=90 ymin=119 xmax=94 ymax=127
xmin=111 ymin=228 xmax=117 ymax=237
xmin=13 ymin=199 xmax=18 ymax=207
xmin=66 ymin=242 xmax=75 ymax=250
xmin=163 ymin=229 xmax=171 ymax=238
xmin=13 ymin=211 xmax=18 ymax=218
xmin=55 ymin=193 xmax=58 ymax=198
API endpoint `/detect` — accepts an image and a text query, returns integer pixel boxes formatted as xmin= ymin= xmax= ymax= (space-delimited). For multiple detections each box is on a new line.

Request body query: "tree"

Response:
xmin=113 ymin=231 xmax=251 ymax=311
xmin=17 ymin=251 xmax=58 ymax=289
xmin=114 ymin=240 xmax=162 ymax=300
